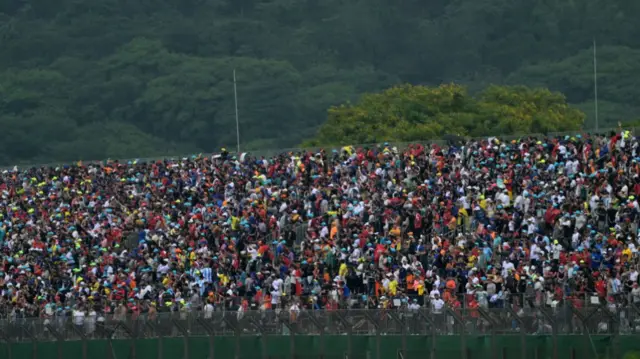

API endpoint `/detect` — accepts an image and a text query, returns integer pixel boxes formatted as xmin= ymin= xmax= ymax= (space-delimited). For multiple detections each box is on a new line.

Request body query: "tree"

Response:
xmin=0 ymin=0 xmax=639 ymax=165
xmin=508 ymin=46 xmax=640 ymax=129
xmin=303 ymin=84 xmax=585 ymax=146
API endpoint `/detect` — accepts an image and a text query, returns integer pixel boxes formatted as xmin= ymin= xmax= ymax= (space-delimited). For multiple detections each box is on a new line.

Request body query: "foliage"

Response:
xmin=508 ymin=46 xmax=640 ymax=129
xmin=303 ymin=84 xmax=585 ymax=146
xmin=0 ymin=0 xmax=638 ymax=165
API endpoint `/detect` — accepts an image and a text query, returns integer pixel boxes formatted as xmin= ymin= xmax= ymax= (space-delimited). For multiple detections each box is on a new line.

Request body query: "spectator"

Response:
xmin=0 ymin=129 xmax=639 ymax=326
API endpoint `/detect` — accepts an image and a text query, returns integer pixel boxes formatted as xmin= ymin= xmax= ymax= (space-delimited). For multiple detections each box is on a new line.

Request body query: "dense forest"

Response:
xmin=0 ymin=0 xmax=639 ymax=165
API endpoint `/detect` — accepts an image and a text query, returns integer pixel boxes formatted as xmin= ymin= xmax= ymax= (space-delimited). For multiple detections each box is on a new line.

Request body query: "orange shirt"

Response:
xmin=406 ymin=274 xmax=414 ymax=288
xmin=330 ymin=226 xmax=338 ymax=239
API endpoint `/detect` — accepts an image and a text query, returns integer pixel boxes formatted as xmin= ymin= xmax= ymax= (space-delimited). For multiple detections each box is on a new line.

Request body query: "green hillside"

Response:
xmin=0 ymin=0 xmax=638 ymax=165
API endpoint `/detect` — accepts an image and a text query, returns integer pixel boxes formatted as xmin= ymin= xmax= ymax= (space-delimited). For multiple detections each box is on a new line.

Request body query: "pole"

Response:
xmin=233 ymin=69 xmax=240 ymax=153
xmin=593 ymin=38 xmax=599 ymax=132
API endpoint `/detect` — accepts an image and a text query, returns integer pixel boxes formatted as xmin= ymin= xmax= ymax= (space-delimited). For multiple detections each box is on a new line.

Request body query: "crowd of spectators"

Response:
xmin=1 ymin=130 xmax=640 ymax=330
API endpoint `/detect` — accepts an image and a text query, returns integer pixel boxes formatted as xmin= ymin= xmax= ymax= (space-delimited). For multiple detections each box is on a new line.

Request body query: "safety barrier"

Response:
xmin=2 ymin=308 xmax=640 ymax=359
xmin=1 ymin=334 xmax=639 ymax=359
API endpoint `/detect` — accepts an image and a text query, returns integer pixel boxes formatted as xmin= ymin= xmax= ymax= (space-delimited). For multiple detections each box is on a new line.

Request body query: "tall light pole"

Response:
xmin=233 ymin=69 xmax=240 ymax=153
xmin=593 ymin=38 xmax=599 ymax=132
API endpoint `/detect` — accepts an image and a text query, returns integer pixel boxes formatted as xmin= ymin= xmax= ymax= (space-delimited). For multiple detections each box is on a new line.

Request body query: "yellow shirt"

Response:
xmin=218 ymin=274 xmax=229 ymax=286
xmin=339 ymin=263 xmax=348 ymax=278
xmin=389 ymin=280 xmax=398 ymax=295
xmin=467 ymin=255 xmax=476 ymax=268
xmin=231 ymin=216 xmax=240 ymax=230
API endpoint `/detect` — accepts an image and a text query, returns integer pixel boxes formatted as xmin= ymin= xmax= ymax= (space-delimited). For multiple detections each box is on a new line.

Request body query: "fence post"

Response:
xmin=347 ymin=325 xmax=352 ymax=359
xmin=334 ymin=311 xmax=353 ymax=359
xmin=476 ymin=309 xmax=498 ymax=359
xmin=416 ymin=309 xmax=435 ymax=359
xmin=399 ymin=313 xmax=407 ymax=358
xmin=321 ymin=324 xmax=326 ymax=359
xmin=130 ymin=320 xmax=137 ymax=359
xmin=553 ymin=321 xmax=558 ymax=359
xmin=461 ymin=317 xmax=467 ymax=359
xmin=209 ymin=334 xmax=215 ymax=359
xmin=290 ymin=327 xmax=295 ymax=359
xmin=222 ymin=315 xmax=239 ymax=359
xmin=261 ymin=329 xmax=268 ymax=359
xmin=308 ymin=312 xmax=325 ymax=359
xmin=184 ymin=328 xmax=189 ymax=359
xmin=431 ymin=326 xmax=436 ymax=359
xmin=130 ymin=338 xmax=136 ymax=359
xmin=376 ymin=329 xmax=380 ymax=359
xmin=490 ymin=315 xmax=498 ymax=359
xmin=235 ymin=322 xmax=241 ymax=359
xmin=538 ymin=307 xmax=558 ymax=359
xmin=521 ymin=322 xmax=526 ymax=359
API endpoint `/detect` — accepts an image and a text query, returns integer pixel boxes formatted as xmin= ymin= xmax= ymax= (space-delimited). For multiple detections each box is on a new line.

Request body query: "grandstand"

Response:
xmin=1 ymin=129 xmax=640 ymax=359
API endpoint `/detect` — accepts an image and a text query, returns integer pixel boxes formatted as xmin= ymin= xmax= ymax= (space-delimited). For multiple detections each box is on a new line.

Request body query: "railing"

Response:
xmin=2 ymin=306 xmax=640 ymax=359
xmin=2 ymin=305 xmax=639 ymax=343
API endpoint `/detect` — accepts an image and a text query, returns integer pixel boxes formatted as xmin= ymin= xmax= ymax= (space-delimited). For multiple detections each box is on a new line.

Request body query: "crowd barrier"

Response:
xmin=1 ymin=334 xmax=639 ymax=359
xmin=2 ymin=308 xmax=640 ymax=359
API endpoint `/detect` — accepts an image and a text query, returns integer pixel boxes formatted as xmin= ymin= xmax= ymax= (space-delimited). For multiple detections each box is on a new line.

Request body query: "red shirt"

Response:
xmin=595 ymin=280 xmax=606 ymax=296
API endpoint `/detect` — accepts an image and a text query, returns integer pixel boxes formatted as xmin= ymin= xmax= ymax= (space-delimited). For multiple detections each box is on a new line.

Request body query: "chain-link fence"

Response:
xmin=2 ymin=306 xmax=640 ymax=359
xmin=2 ymin=305 xmax=639 ymax=341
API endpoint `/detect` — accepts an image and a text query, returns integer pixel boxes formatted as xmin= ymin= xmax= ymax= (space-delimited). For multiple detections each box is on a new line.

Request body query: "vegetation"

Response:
xmin=304 ymin=84 xmax=585 ymax=146
xmin=0 ymin=0 xmax=638 ymax=165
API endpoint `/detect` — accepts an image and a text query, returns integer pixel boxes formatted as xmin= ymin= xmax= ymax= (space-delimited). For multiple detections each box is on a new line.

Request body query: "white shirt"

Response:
xmin=499 ymin=193 xmax=510 ymax=207
xmin=86 ymin=311 xmax=97 ymax=329
xmin=204 ymin=303 xmax=214 ymax=319
xmin=514 ymin=196 xmax=524 ymax=211
xmin=429 ymin=289 xmax=440 ymax=299
xmin=247 ymin=246 xmax=258 ymax=260
xmin=272 ymin=278 xmax=283 ymax=291
xmin=73 ymin=310 xmax=85 ymax=326
xmin=270 ymin=290 xmax=281 ymax=305
xmin=552 ymin=243 xmax=562 ymax=260
xmin=432 ymin=298 xmax=445 ymax=313
xmin=631 ymin=287 xmax=640 ymax=303
xmin=530 ymin=244 xmax=541 ymax=260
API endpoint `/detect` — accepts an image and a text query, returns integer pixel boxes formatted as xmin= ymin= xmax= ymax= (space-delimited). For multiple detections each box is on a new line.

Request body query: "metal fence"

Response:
xmin=3 ymin=306 xmax=640 ymax=359
xmin=2 ymin=305 xmax=639 ymax=343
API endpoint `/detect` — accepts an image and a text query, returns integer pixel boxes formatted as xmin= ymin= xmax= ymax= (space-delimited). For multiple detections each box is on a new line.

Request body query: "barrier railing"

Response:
xmin=2 ymin=305 xmax=639 ymax=343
